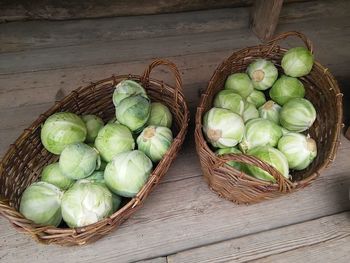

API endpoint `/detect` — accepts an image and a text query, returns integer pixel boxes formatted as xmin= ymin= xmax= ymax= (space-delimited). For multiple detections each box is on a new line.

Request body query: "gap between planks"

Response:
xmin=165 ymin=211 xmax=350 ymax=263
xmin=0 ymin=1 xmax=349 ymax=75
xmin=0 ymin=1 xmax=348 ymax=54
xmin=0 ymin=22 xmax=347 ymax=76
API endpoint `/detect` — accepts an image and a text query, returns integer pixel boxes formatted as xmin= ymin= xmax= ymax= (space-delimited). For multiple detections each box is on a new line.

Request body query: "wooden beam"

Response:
xmin=251 ymin=0 xmax=284 ymax=40
xmin=0 ymin=0 xmax=251 ymax=23
xmin=0 ymin=0 xmax=309 ymax=23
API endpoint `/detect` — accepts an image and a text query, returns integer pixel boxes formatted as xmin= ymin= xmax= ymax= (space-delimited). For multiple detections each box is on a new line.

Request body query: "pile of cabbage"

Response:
xmin=203 ymin=47 xmax=318 ymax=182
xmin=20 ymin=80 xmax=174 ymax=228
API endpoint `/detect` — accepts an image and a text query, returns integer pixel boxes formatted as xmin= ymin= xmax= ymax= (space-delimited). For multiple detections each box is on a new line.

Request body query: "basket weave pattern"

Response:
xmin=195 ymin=31 xmax=343 ymax=204
xmin=0 ymin=59 xmax=189 ymax=245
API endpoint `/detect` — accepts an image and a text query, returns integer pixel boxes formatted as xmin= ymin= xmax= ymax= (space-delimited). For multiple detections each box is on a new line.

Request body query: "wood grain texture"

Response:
xmin=0 ymin=51 xmax=226 ymax=111
xmin=1 ymin=150 xmax=350 ymax=262
xmin=251 ymin=0 xmax=284 ymax=40
xmin=253 ymin=228 xmax=350 ymax=263
xmin=0 ymin=0 xmax=307 ymax=23
xmin=168 ymin=212 xmax=350 ymax=263
xmin=0 ymin=1 xmax=348 ymax=78
xmin=0 ymin=8 xmax=250 ymax=53
xmin=0 ymin=29 xmax=260 ymax=75
xmin=1 ymin=0 xmax=337 ymax=54
xmin=137 ymin=257 xmax=167 ymax=263
xmin=254 ymin=239 xmax=350 ymax=263
xmin=0 ymin=0 xmax=246 ymax=22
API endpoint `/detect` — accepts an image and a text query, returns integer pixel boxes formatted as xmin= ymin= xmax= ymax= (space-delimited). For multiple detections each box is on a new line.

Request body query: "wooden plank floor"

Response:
xmin=1 ymin=1 xmax=350 ymax=262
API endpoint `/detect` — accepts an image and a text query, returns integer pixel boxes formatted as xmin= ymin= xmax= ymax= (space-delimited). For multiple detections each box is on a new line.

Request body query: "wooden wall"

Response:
xmin=0 ymin=0 xmax=309 ymax=22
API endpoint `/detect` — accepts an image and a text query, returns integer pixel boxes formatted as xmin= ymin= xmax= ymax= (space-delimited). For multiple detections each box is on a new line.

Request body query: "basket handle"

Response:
xmin=142 ymin=58 xmax=183 ymax=105
xmin=216 ymin=153 xmax=295 ymax=192
xmin=266 ymin=31 xmax=314 ymax=54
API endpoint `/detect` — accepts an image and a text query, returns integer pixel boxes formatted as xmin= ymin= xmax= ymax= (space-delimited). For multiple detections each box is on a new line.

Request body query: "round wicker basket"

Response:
xmin=195 ymin=31 xmax=343 ymax=204
xmin=0 ymin=59 xmax=189 ymax=245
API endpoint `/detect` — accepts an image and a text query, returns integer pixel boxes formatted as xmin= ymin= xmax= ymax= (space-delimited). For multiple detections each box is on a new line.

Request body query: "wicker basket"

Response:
xmin=0 ymin=59 xmax=189 ymax=245
xmin=195 ymin=31 xmax=343 ymax=204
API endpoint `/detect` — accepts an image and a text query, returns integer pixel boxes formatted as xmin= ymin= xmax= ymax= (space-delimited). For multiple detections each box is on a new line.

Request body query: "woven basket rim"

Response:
xmin=195 ymin=31 xmax=343 ymax=191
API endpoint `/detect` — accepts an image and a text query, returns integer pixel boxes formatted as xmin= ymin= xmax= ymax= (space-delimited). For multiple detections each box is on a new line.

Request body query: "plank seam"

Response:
xmin=0 ymin=49 xmax=233 ymax=76
xmin=165 ymin=210 xmax=350 ymax=261
xmin=245 ymin=229 xmax=350 ymax=262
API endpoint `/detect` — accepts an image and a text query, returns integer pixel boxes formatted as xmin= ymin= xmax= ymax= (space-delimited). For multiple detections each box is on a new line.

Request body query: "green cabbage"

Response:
xmin=112 ymin=80 xmax=147 ymax=106
xmin=258 ymin=100 xmax=281 ymax=124
xmin=203 ymin=107 xmax=245 ymax=148
xmin=247 ymin=59 xmax=278 ymax=90
xmin=246 ymin=146 xmax=290 ymax=182
xmin=137 ymin=126 xmax=173 ymax=162
xmin=61 ymin=180 xmax=113 ymax=227
xmin=242 ymin=102 xmax=259 ymax=123
xmin=147 ymin=102 xmax=172 ymax=128
xmin=59 ymin=143 xmax=100 ymax=180
xmin=41 ymin=162 xmax=74 ymax=190
xmin=104 ymin=150 xmax=153 ymax=197
xmin=269 ymin=75 xmax=305 ymax=105
xmin=94 ymin=123 xmax=135 ymax=162
xmin=239 ymin=118 xmax=282 ymax=153
xmin=20 ymin=182 xmax=63 ymax=226
xmin=246 ymin=90 xmax=266 ymax=108
xmin=213 ymin=90 xmax=245 ymax=115
xmin=278 ymin=132 xmax=317 ymax=170
xmin=40 ymin=112 xmax=87 ymax=154
xmin=115 ymin=95 xmax=151 ymax=133
xmin=82 ymin=115 xmax=104 ymax=143
xmin=224 ymin=73 xmax=254 ymax=98
xmin=282 ymin=47 xmax=314 ymax=77
xmin=280 ymin=98 xmax=316 ymax=132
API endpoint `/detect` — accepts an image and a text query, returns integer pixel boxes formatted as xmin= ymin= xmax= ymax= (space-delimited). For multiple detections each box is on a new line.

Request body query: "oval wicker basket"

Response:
xmin=0 ymin=59 xmax=189 ymax=245
xmin=195 ymin=31 xmax=343 ymax=204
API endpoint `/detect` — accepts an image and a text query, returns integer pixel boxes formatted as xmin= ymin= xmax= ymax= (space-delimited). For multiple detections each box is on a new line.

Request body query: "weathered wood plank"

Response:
xmin=0 ymin=0 xmax=308 ymax=23
xmin=168 ymin=212 xmax=350 ymax=263
xmin=1 ymin=1 xmax=345 ymax=54
xmin=251 ymin=0 xmax=284 ymax=40
xmin=0 ymin=0 xmax=246 ymax=22
xmin=1 ymin=1 xmax=349 ymax=75
xmin=0 ymin=51 xmax=224 ymax=110
xmin=137 ymin=257 xmax=167 ymax=263
xmin=0 ymin=48 xmax=348 ymax=112
xmin=1 ymin=151 xmax=350 ymax=262
xmin=0 ymin=8 xmax=250 ymax=53
xmin=0 ymin=29 xmax=260 ymax=75
xmin=253 ymin=230 xmax=350 ymax=263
